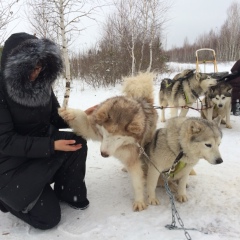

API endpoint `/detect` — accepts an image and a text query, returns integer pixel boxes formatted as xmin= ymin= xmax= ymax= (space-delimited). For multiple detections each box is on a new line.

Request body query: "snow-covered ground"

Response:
xmin=1 ymin=62 xmax=239 ymax=240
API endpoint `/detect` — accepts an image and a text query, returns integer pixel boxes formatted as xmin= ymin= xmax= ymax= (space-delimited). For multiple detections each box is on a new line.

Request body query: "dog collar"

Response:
xmin=168 ymin=161 xmax=186 ymax=178
xmin=184 ymin=87 xmax=200 ymax=105
xmin=162 ymin=151 xmax=185 ymax=177
xmin=166 ymin=82 xmax=172 ymax=88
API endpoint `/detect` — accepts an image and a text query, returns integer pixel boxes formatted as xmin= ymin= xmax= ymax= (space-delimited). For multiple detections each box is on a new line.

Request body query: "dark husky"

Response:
xmin=201 ymin=82 xmax=232 ymax=128
xmin=159 ymin=69 xmax=218 ymax=122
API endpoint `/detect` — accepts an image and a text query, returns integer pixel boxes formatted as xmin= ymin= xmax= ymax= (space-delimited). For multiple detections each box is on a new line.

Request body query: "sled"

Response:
xmin=195 ymin=48 xmax=218 ymax=73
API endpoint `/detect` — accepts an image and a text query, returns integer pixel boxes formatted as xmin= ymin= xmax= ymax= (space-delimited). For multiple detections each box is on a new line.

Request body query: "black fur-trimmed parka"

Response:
xmin=0 ymin=33 xmax=69 ymax=211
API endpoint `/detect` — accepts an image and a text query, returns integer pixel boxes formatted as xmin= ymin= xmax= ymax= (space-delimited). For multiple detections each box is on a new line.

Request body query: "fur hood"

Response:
xmin=1 ymin=32 xmax=63 ymax=107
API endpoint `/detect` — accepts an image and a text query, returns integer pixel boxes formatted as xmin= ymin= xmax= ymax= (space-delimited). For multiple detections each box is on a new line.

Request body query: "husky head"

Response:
xmin=180 ymin=117 xmax=223 ymax=165
xmin=93 ymin=96 xmax=148 ymax=157
xmin=160 ymin=78 xmax=173 ymax=90
xmin=208 ymin=82 xmax=232 ymax=108
xmin=197 ymin=73 xmax=218 ymax=93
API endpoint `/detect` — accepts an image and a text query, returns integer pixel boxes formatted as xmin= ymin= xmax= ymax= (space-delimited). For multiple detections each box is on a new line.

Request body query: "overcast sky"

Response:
xmin=5 ymin=0 xmax=240 ymax=51
xmin=164 ymin=0 xmax=238 ymax=50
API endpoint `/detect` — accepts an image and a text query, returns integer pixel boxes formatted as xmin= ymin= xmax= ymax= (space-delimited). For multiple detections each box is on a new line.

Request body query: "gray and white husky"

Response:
xmin=159 ymin=70 xmax=218 ymax=122
xmin=201 ymin=82 xmax=232 ymax=128
xmin=143 ymin=117 xmax=223 ymax=205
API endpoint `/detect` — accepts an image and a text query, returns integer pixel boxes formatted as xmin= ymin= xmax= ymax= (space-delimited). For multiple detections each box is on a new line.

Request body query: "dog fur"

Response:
xmin=142 ymin=117 xmax=223 ymax=205
xmin=201 ymin=82 xmax=232 ymax=128
xmin=58 ymin=72 xmax=158 ymax=211
xmin=159 ymin=69 xmax=218 ymax=122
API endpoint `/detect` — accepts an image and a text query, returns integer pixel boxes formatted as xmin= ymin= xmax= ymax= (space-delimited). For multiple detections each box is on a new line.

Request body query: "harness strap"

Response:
xmin=169 ymin=161 xmax=186 ymax=178
xmin=184 ymin=81 xmax=201 ymax=105
xmin=162 ymin=151 xmax=184 ymax=176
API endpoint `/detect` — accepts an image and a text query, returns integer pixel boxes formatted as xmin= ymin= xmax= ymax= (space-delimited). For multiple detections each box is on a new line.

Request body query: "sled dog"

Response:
xmin=159 ymin=69 xmax=218 ymax=122
xmin=143 ymin=117 xmax=223 ymax=205
xmin=58 ymin=72 xmax=158 ymax=211
xmin=201 ymin=82 xmax=232 ymax=128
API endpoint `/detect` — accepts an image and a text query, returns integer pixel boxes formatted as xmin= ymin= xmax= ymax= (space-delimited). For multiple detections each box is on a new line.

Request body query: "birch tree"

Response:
xmin=108 ymin=0 xmax=170 ymax=75
xmin=112 ymin=0 xmax=139 ymax=76
xmin=224 ymin=2 xmax=240 ymax=60
xmin=146 ymin=0 xmax=170 ymax=72
xmin=27 ymin=0 xmax=109 ymax=107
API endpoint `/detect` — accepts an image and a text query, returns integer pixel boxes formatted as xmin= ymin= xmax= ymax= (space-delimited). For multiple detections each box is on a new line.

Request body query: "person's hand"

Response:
xmin=54 ymin=140 xmax=82 ymax=151
xmin=84 ymin=105 xmax=98 ymax=115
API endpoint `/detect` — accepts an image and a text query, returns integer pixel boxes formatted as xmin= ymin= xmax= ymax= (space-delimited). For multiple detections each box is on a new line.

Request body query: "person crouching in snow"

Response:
xmin=0 ymin=32 xmax=89 ymax=230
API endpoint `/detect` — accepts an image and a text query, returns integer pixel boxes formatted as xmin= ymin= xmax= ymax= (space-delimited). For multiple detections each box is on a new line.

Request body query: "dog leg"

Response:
xmin=170 ymin=107 xmax=178 ymax=118
xmin=206 ymin=107 xmax=213 ymax=121
xmin=146 ymin=165 xmax=161 ymax=205
xmin=157 ymin=176 xmax=178 ymax=193
xmin=161 ymin=108 xmax=166 ymax=122
xmin=176 ymin=172 xmax=189 ymax=202
xmin=179 ymin=107 xmax=189 ymax=117
xmin=225 ymin=104 xmax=232 ymax=129
xmin=127 ymin=161 xmax=147 ymax=211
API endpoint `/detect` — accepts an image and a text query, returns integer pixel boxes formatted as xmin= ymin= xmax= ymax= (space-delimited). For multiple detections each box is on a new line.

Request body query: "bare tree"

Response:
xmin=26 ymin=0 xmax=110 ymax=107
xmin=112 ymin=0 xmax=140 ymax=76
xmin=0 ymin=0 xmax=19 ymax=45
xmin=109 ymin=0 xmax=170 ymax=75
xmin=26 ymin=0 xmax=59 ymax=41
xmin=167 ymin=1 xmax=240 ymax=62
xmin=224 ymin=1 xmax=240 ymax=60
xmin=146 ymin=0 xmax=170 ymax=72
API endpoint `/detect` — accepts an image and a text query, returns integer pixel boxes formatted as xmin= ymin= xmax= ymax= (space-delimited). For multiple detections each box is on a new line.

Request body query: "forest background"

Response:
xmin=0 ymin=0 xmax=240 ymax=87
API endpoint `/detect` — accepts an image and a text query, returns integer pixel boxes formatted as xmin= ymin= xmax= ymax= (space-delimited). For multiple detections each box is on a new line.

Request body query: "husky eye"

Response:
xmin=222 ymin=97 xmax=225 ymax=99
xmin=216 ymin=97 xmax=219 ymax=100
xmin=205 ymin=144 xmax=212 ymax=148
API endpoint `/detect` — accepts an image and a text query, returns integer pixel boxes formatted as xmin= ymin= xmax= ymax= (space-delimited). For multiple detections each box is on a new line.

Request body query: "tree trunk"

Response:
xmin=58 ymin=0 xmax=71 ymax=108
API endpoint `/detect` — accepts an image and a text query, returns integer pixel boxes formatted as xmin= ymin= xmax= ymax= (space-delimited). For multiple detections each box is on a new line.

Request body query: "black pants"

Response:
xmin=53 ymin=131 xmax=88 ymax=205
xmin=1 ymin=185 xmax=61 ymax=230
xmin=1 ymin=131 xmax=88 ymax=230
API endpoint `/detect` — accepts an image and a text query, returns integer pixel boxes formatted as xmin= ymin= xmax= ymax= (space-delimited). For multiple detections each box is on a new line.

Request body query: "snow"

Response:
xmin=1 ymin=62 xmax=240 ymax=240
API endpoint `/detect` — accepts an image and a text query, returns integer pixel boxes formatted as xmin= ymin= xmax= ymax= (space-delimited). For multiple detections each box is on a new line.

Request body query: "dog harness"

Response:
xmin=162 ymin=151 xmax=186 ymax=178
xmin=168 ymin=161 xmax=186 ymax=178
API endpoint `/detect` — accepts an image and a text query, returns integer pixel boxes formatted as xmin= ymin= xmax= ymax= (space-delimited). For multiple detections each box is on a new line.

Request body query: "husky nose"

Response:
xmin=101 ymin=152 xmax=109 ymax=158
xmin=216 ymin=158 xmax=223 ymax=164
xmin=218 ymin=104 xmax=223 ymax=108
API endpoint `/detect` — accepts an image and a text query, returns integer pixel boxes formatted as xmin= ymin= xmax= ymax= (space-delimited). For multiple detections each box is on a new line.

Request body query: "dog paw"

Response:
xmin=132 ymin=201 xmax=147 ymax=211
xmin=226 ymin=124 xmax=232 ymax=129
xmin=176 ymin=195 xmax=188 ymax=202
xmin=220 ymin=119 xmax=226 ymax=124
xmin=148 ymin=197 xmax=160 ymax=205
xmin=58 ymin=108 xmax=76 ymax=121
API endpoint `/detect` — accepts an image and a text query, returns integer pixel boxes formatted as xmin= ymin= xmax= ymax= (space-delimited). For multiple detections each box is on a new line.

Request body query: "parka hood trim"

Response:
xmin=3 ymin=37 xmax=63 ymax=107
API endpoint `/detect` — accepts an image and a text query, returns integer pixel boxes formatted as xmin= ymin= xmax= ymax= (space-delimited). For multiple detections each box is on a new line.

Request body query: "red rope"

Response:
xmin=154 ymin=104 xmax=212 ymax=112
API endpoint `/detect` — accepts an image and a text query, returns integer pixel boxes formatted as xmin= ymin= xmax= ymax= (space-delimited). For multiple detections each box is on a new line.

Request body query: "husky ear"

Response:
xmin=195 ymin=72 xmax=201 ymax=80
xmin=94 ymin=106 xmax=108 ymax=125
xmin=227 ymin=87 xmax=232 ymax=94
xmin=127 ymin=116 xmax=144 ymax=137
xmin=188 ymin=120 xmax=203 ymax=134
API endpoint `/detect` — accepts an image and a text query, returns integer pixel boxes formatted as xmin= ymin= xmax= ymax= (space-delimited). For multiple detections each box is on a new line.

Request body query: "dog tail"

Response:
xmin=122 ymin=72 xmax=155 ymax=104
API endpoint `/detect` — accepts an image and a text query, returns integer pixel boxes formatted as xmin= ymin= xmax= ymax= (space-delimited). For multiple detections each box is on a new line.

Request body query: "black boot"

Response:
xmin=0 ymin=201 xmax=9 ymax=213
xmin=232 ymin=103 xmax=236 ymax=115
